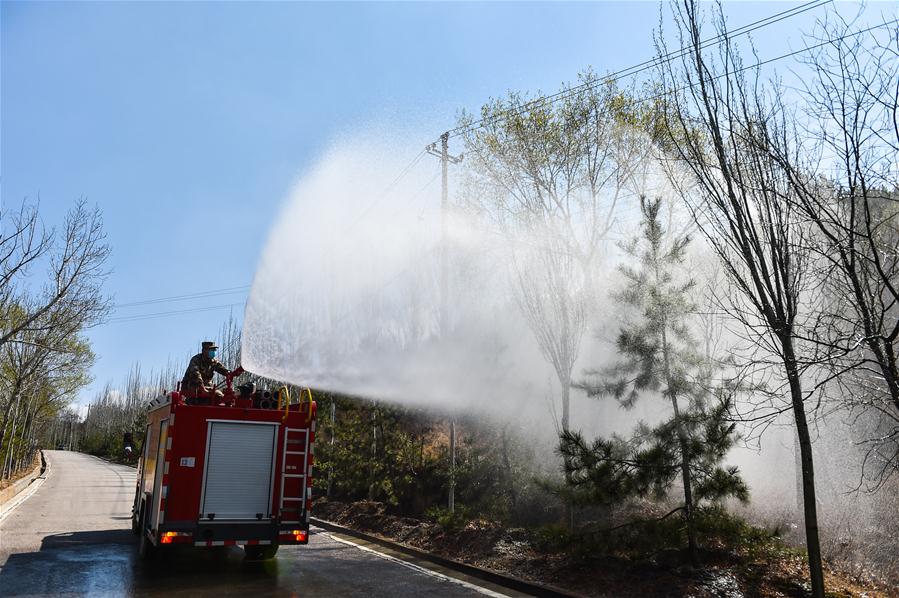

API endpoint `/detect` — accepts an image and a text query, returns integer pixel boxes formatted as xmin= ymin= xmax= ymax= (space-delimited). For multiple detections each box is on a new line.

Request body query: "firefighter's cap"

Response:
xmin=201 ymin=341 xmax=219 ymax=351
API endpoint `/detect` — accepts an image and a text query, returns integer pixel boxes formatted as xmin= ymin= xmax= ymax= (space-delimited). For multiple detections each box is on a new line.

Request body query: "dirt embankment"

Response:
xmin=313 ymin=499 xmax=896 ymax=598
xmin=0 ymin=452 xmax=42 ymax=492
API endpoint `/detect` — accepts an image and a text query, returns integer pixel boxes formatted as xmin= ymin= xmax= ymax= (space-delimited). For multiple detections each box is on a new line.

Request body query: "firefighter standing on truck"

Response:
xmin=181 ymin=341 xmax=232 ymax=402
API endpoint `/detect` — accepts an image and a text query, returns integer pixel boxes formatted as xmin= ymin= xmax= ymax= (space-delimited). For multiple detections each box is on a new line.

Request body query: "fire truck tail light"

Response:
xmin=279 ymin=529 xmax=307 ymax=542
xmin=161 ymin=531 xmax=191 ymax=544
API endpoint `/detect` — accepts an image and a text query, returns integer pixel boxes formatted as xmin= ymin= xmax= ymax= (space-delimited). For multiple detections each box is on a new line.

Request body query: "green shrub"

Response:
xmin=425 ymin=505 xmax=473 ymax=531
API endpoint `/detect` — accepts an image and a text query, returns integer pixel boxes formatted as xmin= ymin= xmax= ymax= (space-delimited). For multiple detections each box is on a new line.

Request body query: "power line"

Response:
xmin=104 ymin=150 xmax=427 ymax=323
xmin=113 ymin=285 xmax=250 ymax=309
xmin=106 ymin=302 xmax=246 ymax=324
xmin=342 ymin=148 xmax=429 ymax=235
xmin=100 ymin=8 xmax=893 ymax=329
xmin=388 ymin=167 xmax=442 ymax=221
xmin=323 ymin=19 xmax=897 ymax=330
xmin=445 ymin=0 xmax=833 ymax=139
xmin=104 ymin=168 xmax=440 ymax=325
xmin=101 ymin=149 xmax=430 ymax=323
xmin=636 ymin=18 xmax=897 ymax=113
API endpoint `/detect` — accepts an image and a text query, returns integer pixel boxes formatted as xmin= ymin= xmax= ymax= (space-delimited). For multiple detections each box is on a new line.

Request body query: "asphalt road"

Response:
xmin=0 ymin=451 xmax=513 ymax=597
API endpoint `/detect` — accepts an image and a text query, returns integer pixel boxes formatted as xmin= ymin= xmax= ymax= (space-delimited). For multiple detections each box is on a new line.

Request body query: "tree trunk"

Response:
xmin=661 ymin=327 xmax=698 ymax=565
xmin=0 ymin=396 xmax=16 ymax=461
xmin=783 ymin=337 xmax=825 ymax=598
xmin=0 ymin=378 xmax=25 ymax=453
xmin=1 ymin=396 xmax=22 ymax=480
xmin=875 ymin=341 xmax=899 ymax=414
xmin=561 ymin=373 xmax=574 ymax=529
xmin=2 ymin=422 xmax=15 ymax=479
xmin=19 ymin=403 xmax=36 ymax=474
xmin=500 ymin=426 xmax=517 ymax=509
xmin=327 ymin=400 xmax=335 ymax=499
xmin=794 ymin=431 xmax=803 ymax=516
xmin=368 ymin=409 xmax=377 ymax=501
xmin=670 ymin=395 xmax=697 ymax=564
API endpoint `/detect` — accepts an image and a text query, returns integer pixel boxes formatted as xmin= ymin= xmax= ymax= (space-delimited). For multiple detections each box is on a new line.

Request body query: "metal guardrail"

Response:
xmin=310 ymin=516 xmax=581 ymax=598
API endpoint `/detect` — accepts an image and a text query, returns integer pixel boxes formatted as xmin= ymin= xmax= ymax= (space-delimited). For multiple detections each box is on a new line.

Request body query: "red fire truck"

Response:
xmin=131 ymin=371 xmax=316 ymax=560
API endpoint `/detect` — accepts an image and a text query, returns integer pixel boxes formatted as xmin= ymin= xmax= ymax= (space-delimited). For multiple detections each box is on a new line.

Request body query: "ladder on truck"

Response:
xmin=279 ymin=427 xmax=309 ymax=523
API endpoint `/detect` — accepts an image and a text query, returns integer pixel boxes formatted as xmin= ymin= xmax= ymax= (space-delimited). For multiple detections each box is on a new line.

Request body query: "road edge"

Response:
xmin=324 ymin=531 xmax=513 ymax=598
xmin=310 ymin=516 xmax=582 ymax=598
xmin=0 ymin=450 xmax=49 ymax=523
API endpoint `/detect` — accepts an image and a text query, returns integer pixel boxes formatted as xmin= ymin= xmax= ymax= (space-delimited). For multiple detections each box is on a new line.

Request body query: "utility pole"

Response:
xmin=369 ymin=408 xmax=378 ymax=500
xmin=327 ymin=399 xmax=336 ymax=498
xmin=427 ymin=132 xmax=463 ymax=513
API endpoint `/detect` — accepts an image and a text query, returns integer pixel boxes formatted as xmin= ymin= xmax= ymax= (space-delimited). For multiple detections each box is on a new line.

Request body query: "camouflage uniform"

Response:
xmin=181 ymin=345 xmax=230 ymax=398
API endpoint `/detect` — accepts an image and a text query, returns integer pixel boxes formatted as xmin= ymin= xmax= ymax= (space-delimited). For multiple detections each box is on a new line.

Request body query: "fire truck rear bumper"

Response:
xmin=159 ymin=520 xmax=310 ymax=546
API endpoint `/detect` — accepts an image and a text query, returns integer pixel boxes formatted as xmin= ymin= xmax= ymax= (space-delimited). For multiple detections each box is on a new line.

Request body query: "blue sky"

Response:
xmin=2 ymin=1 xmax=880 ymax=407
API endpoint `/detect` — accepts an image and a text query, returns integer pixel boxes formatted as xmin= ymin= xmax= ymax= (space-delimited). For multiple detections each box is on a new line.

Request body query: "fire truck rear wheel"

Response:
xmin=243 ymin=545 xmax=279 ymax=561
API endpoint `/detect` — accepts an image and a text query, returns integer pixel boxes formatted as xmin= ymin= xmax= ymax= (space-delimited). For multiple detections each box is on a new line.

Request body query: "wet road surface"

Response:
xmin=0 ymin=451 xmax=511 ymax=597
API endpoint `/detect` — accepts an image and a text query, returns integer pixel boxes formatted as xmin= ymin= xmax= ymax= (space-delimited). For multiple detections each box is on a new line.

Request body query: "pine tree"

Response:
xmin=560 ymin=196 xmax=747 ymax=564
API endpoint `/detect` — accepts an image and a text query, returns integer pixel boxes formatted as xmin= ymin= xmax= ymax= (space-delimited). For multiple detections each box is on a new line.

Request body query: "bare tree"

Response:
xmin=0 ymin=199 xmax=110 ymax=349
xmin=765 ymin=14 xmax=899 ymax=485
xmin=655 ymin=2 xmax=826 ymax=594
xmin=513 ymin=229 xmax=587 ymax=432
xmin=0 ymin=202 xmax=51 ymax=320
xmin=0 ymin=198 xmax=110 ymax=479
xmin=459 ymin=72 xmax=643 ymax=431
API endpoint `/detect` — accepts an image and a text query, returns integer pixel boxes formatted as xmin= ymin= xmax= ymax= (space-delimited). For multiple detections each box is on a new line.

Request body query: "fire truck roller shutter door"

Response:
xmin=200 ymin=421 xmax=278 ymax=520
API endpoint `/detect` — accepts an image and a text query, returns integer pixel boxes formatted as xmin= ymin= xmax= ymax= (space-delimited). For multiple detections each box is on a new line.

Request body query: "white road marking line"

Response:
xmin=0 ymin=455 xmax=51 ymax=524
xmin=320 ymin=529 xmax=512 ymax=598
